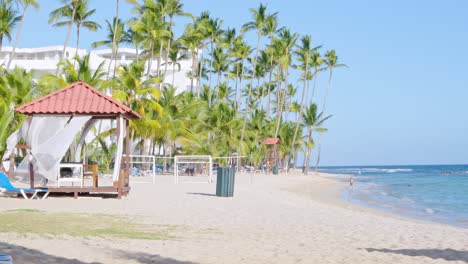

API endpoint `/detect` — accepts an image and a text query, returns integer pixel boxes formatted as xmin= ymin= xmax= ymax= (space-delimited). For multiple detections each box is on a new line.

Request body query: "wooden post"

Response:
xmin=125 ymin=119 xmax=130 ymax=187
xmin=29 ymin=162 xmax=34 ymax=189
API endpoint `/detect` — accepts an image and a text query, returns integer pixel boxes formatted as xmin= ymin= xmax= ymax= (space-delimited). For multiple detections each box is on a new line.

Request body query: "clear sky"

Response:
xmin=9 ymin=0 xmax=468 ymax=166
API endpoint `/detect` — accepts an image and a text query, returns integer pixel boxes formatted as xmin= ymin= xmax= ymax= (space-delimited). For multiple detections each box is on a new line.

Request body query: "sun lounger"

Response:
xmin=0 ymin=254 xmax=13 ymax=264
xmin=0 ymin=172 xmax=49 ymax=200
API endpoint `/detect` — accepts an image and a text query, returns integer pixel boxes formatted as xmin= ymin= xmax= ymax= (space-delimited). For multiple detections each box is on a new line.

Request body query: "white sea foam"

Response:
xmin=425 ymin=208 xmax=435 ymax=214
xmin=401 ymin=197 xmax=415 ymax=203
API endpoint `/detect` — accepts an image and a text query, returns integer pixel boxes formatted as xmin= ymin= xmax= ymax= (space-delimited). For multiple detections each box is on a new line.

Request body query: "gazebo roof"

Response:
xmin=16 ymin=81 xmax=141 ymax=119
xmin=263 ymin=138 xmax=280 ymax=145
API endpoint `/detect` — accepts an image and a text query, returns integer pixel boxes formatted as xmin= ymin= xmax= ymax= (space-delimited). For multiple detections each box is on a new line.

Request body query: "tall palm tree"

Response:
xmin=166 ymin=40 xmax=188 ymax=88
xmin=6 ymin=0 xmax=39 ymax=69
xmin=0 ymin=1 xmax=21 ymax=52
xmin=263 ymin=12 xmax=282 ymax=119
xmin=179 ymin=22 xmax=204 ymax=94
xmin=211 ymin=46 xmax=229 ymax=100
xmin=290 ymin=35 xmax=316 ymax=168
xmin=92 ymin=18 xmax=130 ymax=78
xmin=273 ymin=28 xmax=298 ymax=138
xmin=313 ymin=50 xmax=346 ymax=171
xmin=240 ymin=3 xmax=268 ymax=142
xmin=164 ymin=0 xmax=190 ymax=76
xmin=302 ymin=103 xmax=331 ymax=175
xmin=49 ymin=0 xmax=100 ymax=57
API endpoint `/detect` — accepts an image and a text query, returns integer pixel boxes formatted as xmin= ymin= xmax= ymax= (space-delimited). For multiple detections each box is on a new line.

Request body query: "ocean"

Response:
xmin=319 ymin=165 xmax=468 ymax=228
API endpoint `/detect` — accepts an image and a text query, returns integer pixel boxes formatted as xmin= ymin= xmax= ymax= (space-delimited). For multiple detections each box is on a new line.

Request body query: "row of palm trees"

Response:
xmin=0 ymin=0 xmax=345 ymax=173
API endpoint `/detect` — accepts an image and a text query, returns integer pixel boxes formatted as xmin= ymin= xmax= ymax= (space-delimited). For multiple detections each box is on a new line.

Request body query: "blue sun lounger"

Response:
xmin=0 ymin=172 xmax=49 ymax=200
xmin=0 ymin=254 xmax=13 ymax=263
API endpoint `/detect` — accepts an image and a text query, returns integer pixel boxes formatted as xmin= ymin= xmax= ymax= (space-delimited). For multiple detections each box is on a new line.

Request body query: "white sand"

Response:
xmin=0 ymin=172 xmax=467 ymax=264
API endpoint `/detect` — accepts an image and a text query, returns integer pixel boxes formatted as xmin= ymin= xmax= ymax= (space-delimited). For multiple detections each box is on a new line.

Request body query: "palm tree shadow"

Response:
xmin=365 ymin=248 xmax=468 ymax=262
xmin=112 ymin=250 xmax=198 ymax=264
xmin=0 ymin=242 xmax=100 ymax=264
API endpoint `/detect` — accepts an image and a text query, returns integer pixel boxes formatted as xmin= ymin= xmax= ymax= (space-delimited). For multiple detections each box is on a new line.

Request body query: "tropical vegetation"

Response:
xmin=0 ymin=0 xmax=345 ymax=174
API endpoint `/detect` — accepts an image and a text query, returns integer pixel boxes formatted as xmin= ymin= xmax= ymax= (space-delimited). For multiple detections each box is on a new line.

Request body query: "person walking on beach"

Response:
xmin=349 ymin=175 xmax=354 ymax=191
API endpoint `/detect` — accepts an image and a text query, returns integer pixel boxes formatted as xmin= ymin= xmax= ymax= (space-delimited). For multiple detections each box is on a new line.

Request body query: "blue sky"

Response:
xmin=9 ymin=0 xmax=468 ymax=166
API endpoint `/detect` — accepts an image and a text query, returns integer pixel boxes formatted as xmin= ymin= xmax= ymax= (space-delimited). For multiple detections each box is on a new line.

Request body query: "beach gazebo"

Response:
xmin=263 ymin=138 xmax=280 ymax=167
xmin=12 ymin=81 xmax=141 ymax=198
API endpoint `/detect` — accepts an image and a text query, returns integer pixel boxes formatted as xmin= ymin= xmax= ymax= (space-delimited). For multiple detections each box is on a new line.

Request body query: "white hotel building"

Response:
xmin=0 ymin=46 xmax=194 ymax=92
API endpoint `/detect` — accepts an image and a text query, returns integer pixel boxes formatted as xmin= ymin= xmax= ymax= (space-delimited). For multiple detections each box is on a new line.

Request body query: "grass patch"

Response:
xmin=0 ymin=210 xmax=176 ymax=240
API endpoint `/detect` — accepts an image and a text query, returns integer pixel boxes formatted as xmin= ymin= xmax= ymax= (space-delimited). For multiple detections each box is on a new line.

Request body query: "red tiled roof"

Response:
xmin=263 ymin=138 xmax=280 ymax=145
xmin=16 ymin=81 xmax=141 ymax=119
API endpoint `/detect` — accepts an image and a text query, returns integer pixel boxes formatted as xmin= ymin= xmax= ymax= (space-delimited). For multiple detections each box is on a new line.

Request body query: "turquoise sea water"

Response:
xmin=319 ymin=165 xmax=468 ymax=228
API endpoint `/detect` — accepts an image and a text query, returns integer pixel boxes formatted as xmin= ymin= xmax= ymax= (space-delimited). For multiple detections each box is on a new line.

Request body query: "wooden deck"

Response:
xmin=45 ymin=186 xmax=130 ymax=199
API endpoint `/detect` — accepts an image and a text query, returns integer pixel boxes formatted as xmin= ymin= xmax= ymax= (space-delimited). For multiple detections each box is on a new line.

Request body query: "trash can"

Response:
xmin=216 ymin=167 xmax=235 ymax=197
xmin=0 ymin=254 xmax=13 ymax=264
xmin=273 ymin=166 xmax=279 ymax=175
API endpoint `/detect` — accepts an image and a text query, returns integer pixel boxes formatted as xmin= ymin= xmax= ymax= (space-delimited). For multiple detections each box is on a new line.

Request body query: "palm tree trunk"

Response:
xmin=197 ymin=53 xmax=203 ymax=97
xmin=147 ymin=40 xmax=154 ymax=76
xmin=274 ymin=66 xmax=288 ymax=138
xmin=75 ymin=25 xmax=80 ymax=58
xmin=190 ymin=50 xmax=195 ymax=93
xmin=290 ymin=63 xmax=308 ymax=171
xmin=57 ymin=0 xmax=77 ymax=74
xmin=304 ymin=130 xmax=312 ymax=175
xmin=240 ymin=33 xmax=261 ymax=141
xmin=208 ymin=40 xmax=213 ymax=89
xmin=172 ymin=64 xmax=176 ymax=87
xmin=164 ymin=17 xmax=173 ymax=77
xmin=216 ymin=70 xmax=221 ymax=99
xmin=234 ymin=65 xmax=239 ymax=108
xmin=7 ymin=6 xmax=28 ymax=70
xmin=111 ymin=0 xmax=120 ymax=78
xmin=314 ymin=69 xmax=333 ymax=172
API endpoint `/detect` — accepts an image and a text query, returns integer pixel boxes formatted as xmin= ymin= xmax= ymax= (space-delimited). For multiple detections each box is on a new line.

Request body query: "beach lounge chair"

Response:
xmin=0 ymin=254 xmax=13 ymax=264
xmin=0 ymin=172 xmax=49 ymax=200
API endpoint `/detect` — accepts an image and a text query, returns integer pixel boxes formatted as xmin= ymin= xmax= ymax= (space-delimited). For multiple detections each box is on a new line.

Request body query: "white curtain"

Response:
xmin=112 ymin=116 xmax=125 ymax=182
xmin=12 ymin=115 xmax=91 ymax=184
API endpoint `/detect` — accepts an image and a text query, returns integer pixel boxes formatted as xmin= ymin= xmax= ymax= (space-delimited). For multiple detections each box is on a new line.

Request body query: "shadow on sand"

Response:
xmin=112 ymin=250 xmax=199 ymax=264
xmin=0 ymin=242 xmax=99 ymax=264
xmin=365 ymin=248 xmax=468 ymax=262
xmin=186 ymin=192 xmax=216 ymax=197
xmin=0 ymin=242 xmax=199 ymax=264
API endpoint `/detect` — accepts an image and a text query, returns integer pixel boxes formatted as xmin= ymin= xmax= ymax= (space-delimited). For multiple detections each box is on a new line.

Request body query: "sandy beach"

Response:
xmin=0 ymin=172 xmax=467 ymax=264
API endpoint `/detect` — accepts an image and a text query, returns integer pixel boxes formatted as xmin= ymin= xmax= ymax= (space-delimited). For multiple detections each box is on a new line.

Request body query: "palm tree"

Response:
xmin=290 ymin=35 xmax=316 ymax=168
xmin=49 ymin=0 xmax=100 ymax=57
xmin=309 ymin=50 xmax=325 ymax=104
xmin=92 ymin=18 xmax=130 ymax=77
xmin=165 ymin=40 xmax=188 ymax=88
xmin=38 ymin=55 xmax=107 ymax=93
xmin=302 ymin=103 xmax=331 ymax=175
xmin=273 ymin=28 xmax=298 ymax=138
xmin=240 ymin=3 xmax=268 ymax=142
xmin=314 ymin=50 xmax=346 ymax=171
xmin=0 ymin=1 xmax=21 ymax=52
xmin=179 ymin=22 xmax=204 ymax=94
xmin=6 ymin=0 xmax=39 ymax=69
xmin=211 ymin=46 xmax=229 ymax=100
xmin=164 ymin=0 xmax=190 ymax=76
xmin=263 ymin=12 xmax=282 ymax=119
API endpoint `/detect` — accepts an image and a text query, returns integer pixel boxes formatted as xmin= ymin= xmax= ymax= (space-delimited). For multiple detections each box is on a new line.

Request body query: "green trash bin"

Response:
xmin=216 ymin=167 xmax=235 ymax=197
xmin=273 ymin=166 xmax=279 ymax=175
